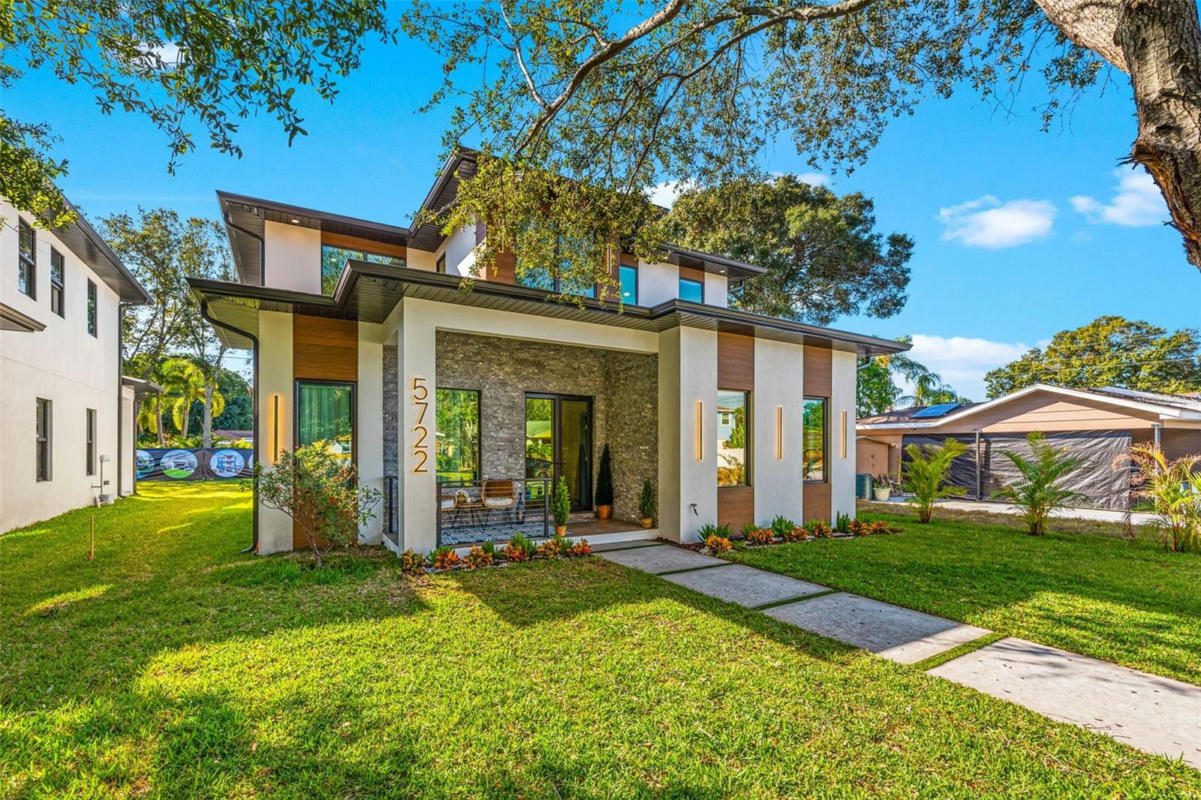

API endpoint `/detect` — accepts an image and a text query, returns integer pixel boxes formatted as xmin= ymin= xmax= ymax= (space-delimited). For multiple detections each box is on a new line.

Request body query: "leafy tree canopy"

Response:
xmin=666 ymin=176 xmax=912 ymax=325
xmin=984 ymin=315 xmax=1201 ymax=397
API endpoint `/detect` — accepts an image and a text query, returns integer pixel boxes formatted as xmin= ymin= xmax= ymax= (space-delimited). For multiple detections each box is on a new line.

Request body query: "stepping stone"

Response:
xmin=764 ymin=593 xmax=990 ymax=664
xmin=588 ymin=540 xmax=660 ymax=552
xmin=930 ymin=637 xmax=1201 ymax=769
xmin=597 ymin=545 xmax=727 ymax=574
xmin=662 ymin=564 xmax=827 ymax=608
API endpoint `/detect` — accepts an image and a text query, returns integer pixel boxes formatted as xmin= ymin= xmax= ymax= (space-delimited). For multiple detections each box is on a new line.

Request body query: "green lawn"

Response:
xmin=2 ymin=485 xmax=1197 ymax=798
xmin=729 ymin=509 xmax=1201 ymax=686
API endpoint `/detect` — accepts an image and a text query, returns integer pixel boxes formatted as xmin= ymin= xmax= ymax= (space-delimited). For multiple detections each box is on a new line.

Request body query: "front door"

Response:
xmin=525 ymin=394 xmax=593 ymax=511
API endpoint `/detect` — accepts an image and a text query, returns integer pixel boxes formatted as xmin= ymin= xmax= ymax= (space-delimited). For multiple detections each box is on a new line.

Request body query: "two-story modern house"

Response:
xmin=189 ymin=150 xmax=908 ymax=555
xmin=1 ymin=196 xmax=151 ymax=532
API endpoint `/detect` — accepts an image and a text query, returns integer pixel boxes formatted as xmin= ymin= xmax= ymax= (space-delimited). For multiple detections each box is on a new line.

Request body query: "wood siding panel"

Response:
xmin=293 ymin=314 xmax=358 ymax=382
xmin=320 ymin=231 xmax=407 ymax=259
xmin=802 ymin=483 xmax=831 ymax=523
xmin=678 ymin=265 xmax=707 ymax=284
xmin=483 ymin=250 xmax=516 ymax=284
xmin=803 ymin=346 xmax=832 ymax=397
xmin=718 ymin=485 xmax=755 ymax=531
xmin=717 ymin=332 xmax=754 ymax=390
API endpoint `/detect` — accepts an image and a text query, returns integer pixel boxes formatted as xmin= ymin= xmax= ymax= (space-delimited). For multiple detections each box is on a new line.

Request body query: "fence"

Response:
xmin=136 ymin=448 xmax=255 ymax=481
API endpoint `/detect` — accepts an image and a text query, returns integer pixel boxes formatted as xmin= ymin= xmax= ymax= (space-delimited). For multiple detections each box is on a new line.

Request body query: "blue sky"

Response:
xmin=7 ymin=27 xmax=1199 ymax=399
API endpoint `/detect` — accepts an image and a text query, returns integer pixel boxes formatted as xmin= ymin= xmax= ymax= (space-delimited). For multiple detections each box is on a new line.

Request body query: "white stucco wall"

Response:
xmin=658 ymin=326 xmax=717 ymax=543
xmin=357 ymin=321 xmax=384 ymax=545
xmin=753 ymin=339 xmax=805 ymax=524
xmin=703 ymin=273 xmax=728 ymax=307
xmin=0 ymin=201 xmax=124 ymax=532
xmin=263 ymin=220 xmax=321 ymax=293
xmin=638 ymin=261 xmax=679 ymax=306
xmin=255 ymin=311 xmax=294 ymax=553
xmin=435 ymin=224 xmax=478 ymax=277
xmin=120 ymin=385 xmax=135 ymax=496
xmin=831 ymin=349 xmax=858 ymax=520
xmin=406 ymin=247 xmax=437 ymax=272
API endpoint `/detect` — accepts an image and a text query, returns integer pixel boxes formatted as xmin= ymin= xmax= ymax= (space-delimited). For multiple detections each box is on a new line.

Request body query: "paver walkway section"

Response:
xmin=596 ymin=543 xmax=1201 ymax=769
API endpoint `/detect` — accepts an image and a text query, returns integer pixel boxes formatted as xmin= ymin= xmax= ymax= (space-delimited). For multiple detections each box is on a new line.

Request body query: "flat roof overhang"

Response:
xmin=0 ymin=302 xmax=46 ymax=332
xmin=189 ymin=263 xmax=910 ymax=357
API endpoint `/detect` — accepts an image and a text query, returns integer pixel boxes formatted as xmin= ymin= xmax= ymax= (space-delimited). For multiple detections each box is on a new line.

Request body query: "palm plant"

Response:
xmin=1124 ymin=445 xmax=1201 ymax=552
xmin=992 ymin=433 xmax=1084 ymax=535
xmin=901 ymin=438 xmax=968 ymax=523
xmin=159 ymin=357 xmax=224 ymax=439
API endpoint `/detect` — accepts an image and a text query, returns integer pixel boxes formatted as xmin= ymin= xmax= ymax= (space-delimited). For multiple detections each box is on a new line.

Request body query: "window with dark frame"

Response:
xmin=436 ymin=253 xmax=447 ymax=274
xmin=619 ymin=264 xmax=638 ymax=305
xmin=36 ymin=398 xmax=52 ymax=481
xmin=86 ymin=408 xmax=97 ymax=476
xmin=86 ymin=280 xmax=97 ymax=336
xmin=50 ymin=248 xmax=65 ymax=316
xmin=320 ymin=244 xmax=405 ymax=295
xmin=295 ymin=380 xmax=356 ymax=459
xmin=678 ymin=276 xmax=704 ymax=303
xmin=717 ymin=389 xmax=750 ymax=486
xmin=18 ymin=218 xmax=36 ymax=298
xmin=802 ymin=397 xmax=827 ymax=483
xmin=435 ymin=388 xmax=480 ymax=482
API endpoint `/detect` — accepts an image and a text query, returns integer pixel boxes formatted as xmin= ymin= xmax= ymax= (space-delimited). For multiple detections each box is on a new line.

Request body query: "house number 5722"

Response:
xmin=410 ymin=376 xmax=430 ymax=473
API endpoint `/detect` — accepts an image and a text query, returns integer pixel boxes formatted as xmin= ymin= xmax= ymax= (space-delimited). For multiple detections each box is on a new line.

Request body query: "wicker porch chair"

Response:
xmin=481 ymin=479 xmax=517 ymax=526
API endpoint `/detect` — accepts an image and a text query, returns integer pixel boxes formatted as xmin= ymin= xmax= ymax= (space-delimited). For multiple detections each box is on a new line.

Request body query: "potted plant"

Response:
xmin=552 ymin=476 xmax=571 ymax=536
xmin=872 ymin=475 xmax=892 ymax=502
xmin=595 ymin=444 xmax=614 ymax=519
xmin=638 ymin=479 xmax=656 ymax=528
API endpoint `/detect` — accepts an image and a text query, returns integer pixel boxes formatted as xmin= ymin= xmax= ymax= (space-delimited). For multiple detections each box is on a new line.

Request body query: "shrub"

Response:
xmin=464 ymin=544 xmax=493 ymax=571
xmin=804 ymin=519 xmax=832 ymax=538
xmin=703 ymin=534 xmax=732 ymax=553
xmin=771 ymin=516 xmax=796 ymax=539
xmin=569 ymin=539 xmax=593 ymax=557
xmin=745 ymin=526 xmax=773 ymax=545
xmin=638 ymin=479 xmax=656 ymax=520
xmin=400 ymin=549 xmax=426 ymax=573
xmin=430 ymin=546 xmax=461 ymax=570
xmin=595 ymin=444 xmax=614 ymax=507
xmin=538 ymin=534 xmax=574 ymax=558
xmin=901 ymin=438 xmax=969 ymax=523
xmin=783 ymin=525 xmax=810 ymax=542
xmin=697 ymin=523 xmax=732 ymax=553
xmin=1125 ymin=445 xmax=1201 ymax=552
xmin=251 ymin=446 xmax=381 ymax=568
xmin=868 ymin=520 xmax=897 ymax=535
xmin=552 ymin=477 xmax=572 ymax=527
xmin=992 ymin=432 xmax=1085 ymax=535
xmin=834 ymin=511 xmax=851 ymax=534
xmin=503 ymin=532 xmax=538 ymax=562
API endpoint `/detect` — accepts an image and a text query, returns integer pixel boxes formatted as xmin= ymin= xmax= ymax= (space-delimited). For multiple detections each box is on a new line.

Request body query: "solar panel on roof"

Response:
xmin=912 ymin=402 xmax=962 ymax=419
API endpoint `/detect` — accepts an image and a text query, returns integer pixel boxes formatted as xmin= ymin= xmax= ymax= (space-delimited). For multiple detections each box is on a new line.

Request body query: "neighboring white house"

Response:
xmin=190 ymin=149 xmax=908 ymax=555
xmin=1 ymin=196 xmax=151 ymax=533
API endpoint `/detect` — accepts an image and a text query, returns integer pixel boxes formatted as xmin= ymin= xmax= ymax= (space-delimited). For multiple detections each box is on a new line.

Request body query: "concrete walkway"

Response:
xmin=872 ymin=497 xmax=1157 ymax=526
xmin=596 ymin=544 xmax=1201 ymax=769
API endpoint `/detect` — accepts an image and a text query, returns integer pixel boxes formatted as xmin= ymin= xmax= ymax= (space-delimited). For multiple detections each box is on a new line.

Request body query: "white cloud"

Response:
xmin=796 ymin=172 xmax=830 ymax=187
xmin=1070 ymin=168 xmax=1166 ymax=227
xmin=648 ymin=180 xmax=693 ymax=208
xmin=901 ymin=334 xmax=1032 ymax=402
xmin=938 ymin=195 xmax=1057 ymax=248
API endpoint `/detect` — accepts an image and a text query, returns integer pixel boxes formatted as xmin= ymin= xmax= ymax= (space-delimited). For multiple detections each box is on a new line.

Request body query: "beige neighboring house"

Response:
xmin=1 ymin=196 xmax=151 ymax=533
xmin=857 ymin=384 xmax=1201 ymax=510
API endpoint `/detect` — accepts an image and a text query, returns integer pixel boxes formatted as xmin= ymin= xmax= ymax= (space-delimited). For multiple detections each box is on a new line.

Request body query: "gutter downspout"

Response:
xmin=200 ymin=298 xmax=261 ymax=554
xmin=227 ymin=220 xmax=267 ymax=286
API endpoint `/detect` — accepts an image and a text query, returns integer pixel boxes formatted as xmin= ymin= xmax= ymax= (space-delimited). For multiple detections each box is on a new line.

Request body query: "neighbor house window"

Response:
xmin=86 ymin=280 xmax=97 ymax=336
xmin=18 ymin=218 xmax=35 ymax=298
xmin=717 ymin=390 xmax=749 ymax=486
xmin=679 ymin=276 xmax=704 ymax=303
xmin=36 ymin=398 xmax=52 ymax=481
xmin=86 ymin=409 xmax=96 ymax=475
xmin=619 ymin=264 xmax=638 ymax=304
xmin=50 ymin=248 xmax=64 ymax=316
xmin=802 ymin=397 xmax=827 ymax=483
xmin=435 ymin=388 xmax=480 ymax=482
xmin=296 ymin=380 xmax=355 ymax=459
xmin=320 ymin=245 xmax=405 ymax=295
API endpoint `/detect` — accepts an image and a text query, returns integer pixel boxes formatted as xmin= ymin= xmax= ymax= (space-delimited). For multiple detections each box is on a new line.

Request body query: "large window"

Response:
xmin=296 ymin=381 xmax=355 ymax=459
xmin=86 ymin=409 xmax=96 ymax=476
xmin=50 ymin=248 xmax=64 ymax=316
xmin=802 ymin=397 xmax=827 ymax=483
xmin=36 ymin=398 xmax=52 ymax=481
xmin=86 ymin=280 xmax=97 ymax=336
xmin=679 ymin=276 xmax=704 ymax=303
xmin=320 ymin=245 xmax=405 ymax=295
xmin=717 ymin=390 xmax=749 ymax=486
xmin=619 ymin=264 xmax=638 ymax=304
xmin=435 ymin=388 xmax=480 ymax=482
xmin=516 ymin=234 xmax=598 ymax=298
xmin=18 ymin=218 xmax=35 ymax=298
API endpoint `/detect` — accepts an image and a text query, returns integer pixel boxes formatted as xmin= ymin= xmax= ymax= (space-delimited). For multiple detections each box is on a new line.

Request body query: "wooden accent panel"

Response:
xmin=717 ymin=332 xmax=754 ymax=390
xmin=718 ymin=485 xmax=755 ymax=532
xmin=618 ymin=252 xmax=638 ymax=266
xmin=293 ymin=314 xmax=358 ymax=382
xmin=803 ymin=346 xmax=832 ymax=397
xmin=482 ymin=250 xmax=516 ymax=284
xmin=802 ymin=483 xmax=831 ymax=523
xmin=678 ymin=265 xmax=707 ymax=284
xmin=320 ymin=231 xmax=407 ymax=259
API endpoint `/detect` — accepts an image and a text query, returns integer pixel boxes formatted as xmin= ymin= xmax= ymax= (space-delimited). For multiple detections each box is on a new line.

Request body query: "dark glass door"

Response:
xmin=525 ymin=394 xmax=593 ymax=511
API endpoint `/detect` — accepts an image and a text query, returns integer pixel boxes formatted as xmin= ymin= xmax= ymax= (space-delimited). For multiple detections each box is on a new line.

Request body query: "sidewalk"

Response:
xmin=872 ymin=497 xmax=1157 ymax=526
xmin=597 ymin=543 xmax=1201 ymax=769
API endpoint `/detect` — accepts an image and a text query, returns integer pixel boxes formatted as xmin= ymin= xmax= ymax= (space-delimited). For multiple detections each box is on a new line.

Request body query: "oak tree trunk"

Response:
xmin=202 ymin=384 xmax=214 ymax=449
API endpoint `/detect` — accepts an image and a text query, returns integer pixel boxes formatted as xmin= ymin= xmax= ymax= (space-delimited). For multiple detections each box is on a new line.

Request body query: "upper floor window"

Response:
xmin=515 ymin=233 xmax=598 ymax=298
xmin=619 ymin=264 xmax=638 ymax=304
xmin=679 ymin=276 xmax=704 ymax=303
xmin=436 ymin=253 xmax=447 ymax=274
xmin=18 ymin=218 xmax=35 ymax=298
xmin=320 ymin=245 xmax=405 ymax=295
xmin=86 ymin=280 xmax=97 ymax=336
xmin=717 ymin=389 xmax=749 ymax=486
xmin=50 ymin=248 xmax=65 ymax=316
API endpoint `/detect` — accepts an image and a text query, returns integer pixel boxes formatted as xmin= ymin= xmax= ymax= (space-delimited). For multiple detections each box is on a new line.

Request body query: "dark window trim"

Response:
xmin=50 ymin=248 xmax=65 ymax=317
xmin=294 ymin=378 xmax=358 ymax=464
xmin=86 ymin=279 xmax=98 ymax=336
xmin=18 ymin=217 xmax=36 ymax=299
xmin=679 ymin=276 xmax=705 ymax=304
xmin=36 ymin=397 xmax=52 ymax=481
xmin=86 ymin=408 xmax=97 ymax=476
xmin=802 ymin=396 xmax=828 ymax=485
xmin=434 ymin=386 xmax=481 ymax=483
xmin=716 ymin=388 xmax=751 ymax=488
xmin=435 ymin=253 xmax=447 ymax=274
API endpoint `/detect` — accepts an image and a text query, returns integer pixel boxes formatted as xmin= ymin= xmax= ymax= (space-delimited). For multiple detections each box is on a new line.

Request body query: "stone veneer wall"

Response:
xmin=382 ymin=344 xmax=398 ymax=478
xmin=435 ymin=331 xmax=657 ymax=522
